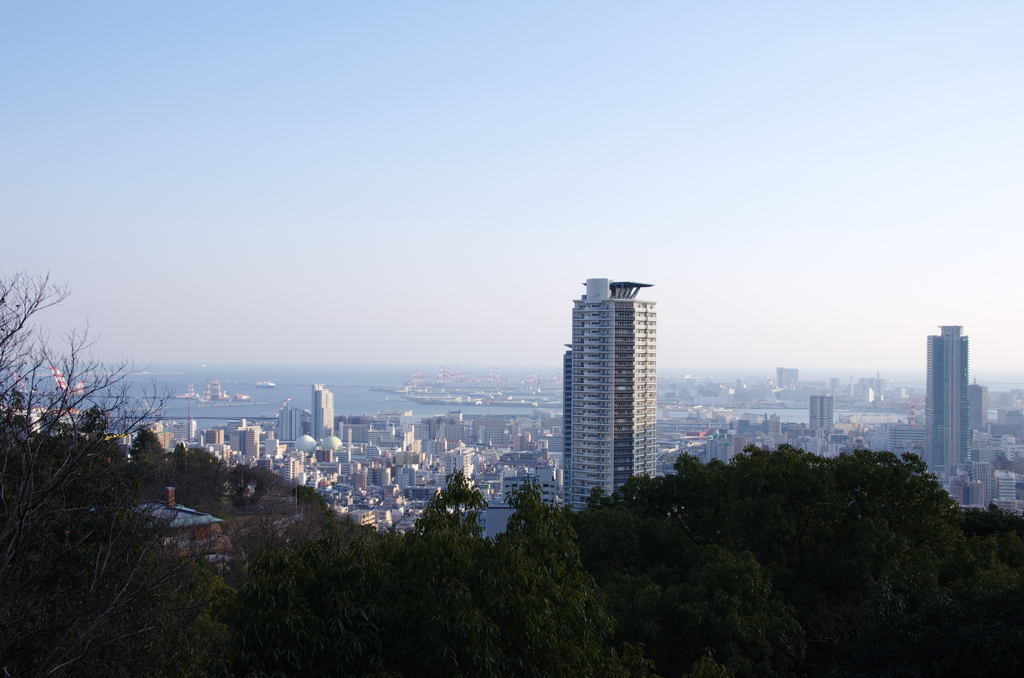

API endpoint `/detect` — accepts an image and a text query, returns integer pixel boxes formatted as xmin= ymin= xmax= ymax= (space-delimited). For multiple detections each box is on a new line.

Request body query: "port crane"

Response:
xmin=50 ymin=366 xmax=85 ymax=393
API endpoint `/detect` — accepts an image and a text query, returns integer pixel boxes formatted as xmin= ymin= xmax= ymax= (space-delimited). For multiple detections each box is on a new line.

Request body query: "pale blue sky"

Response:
xmin=3 ymin=2 xmax=1023 ymax=373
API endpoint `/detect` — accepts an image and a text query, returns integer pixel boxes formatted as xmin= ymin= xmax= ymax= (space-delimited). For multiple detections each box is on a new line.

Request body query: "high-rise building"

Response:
xmin=887 ymin=425 xmax=925 ymax=452
xmin=969 ymin=461 xmax=994 ymax=506
xmin=338 ymin=423 xmax=370 ymax=444
xmin=995 ymin=470 xmax=1016 ymax=501
xmin=562 ymin=347 xmax=573 ymax=488
xmin=312 ymin=384 xmax=334 ymax=440
xmin=776 ymin=367 xmax=799 ymax=389
xmin=236 ymin=425 xmax=262 ymax=459
xmin=969 ymin=383 xmax=989 ymax=432
xmin=809 ymin=395 xmax=834 ymax=431
xmin=277 ymin=404 xmax=304 ymax=442
xmin=564 ymin=278 xmax=657 ymax=510
xmin=997 ymin=409 xmax=1024 ymax=427
xmin=858 ymin=376 xmax=885 ymax=398
xmin=926 ymin=326 xmax=970 ymax=482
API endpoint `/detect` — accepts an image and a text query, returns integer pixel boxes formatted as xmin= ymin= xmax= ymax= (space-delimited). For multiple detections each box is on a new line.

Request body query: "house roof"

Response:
xmin=140 ymin=501 xmax=223 ymax=528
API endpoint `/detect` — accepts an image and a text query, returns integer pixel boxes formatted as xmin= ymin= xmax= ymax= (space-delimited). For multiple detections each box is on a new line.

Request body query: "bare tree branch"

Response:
xmin=0 ymin=271 xmax=215 ymax=678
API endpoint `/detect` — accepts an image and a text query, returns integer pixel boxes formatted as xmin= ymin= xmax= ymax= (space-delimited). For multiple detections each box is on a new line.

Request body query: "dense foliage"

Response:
xmin=232 ymin=472 xmax=650 ymax=678
xmin=0 ymin=274 xmax=232 ymax=678
xmin=573 ymin=446 xmax=1024 ymax=677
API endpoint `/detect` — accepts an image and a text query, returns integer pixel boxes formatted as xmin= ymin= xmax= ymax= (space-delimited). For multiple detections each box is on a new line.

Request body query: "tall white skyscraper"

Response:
xmin=564 ymin=278 xmax=657 ymax=510
xmin=926 ymin=326 xmax=970 ymax=483
xmin=312 ymin=384 xmax=334 ymax=440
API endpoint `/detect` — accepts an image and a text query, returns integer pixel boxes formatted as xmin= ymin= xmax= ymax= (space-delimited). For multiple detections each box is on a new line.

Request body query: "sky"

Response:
xmin=3 ymin=2 xmax=1023 ymax=375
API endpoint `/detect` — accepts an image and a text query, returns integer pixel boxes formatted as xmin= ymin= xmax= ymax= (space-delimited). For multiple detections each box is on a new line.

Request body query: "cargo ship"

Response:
xmin=255 ymin=381 xmax=275 ymax=388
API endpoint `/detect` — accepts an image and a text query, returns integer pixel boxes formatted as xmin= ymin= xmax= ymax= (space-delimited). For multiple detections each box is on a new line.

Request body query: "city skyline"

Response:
xmin=4 ymin=4 xmax=1024 ymax=370
xmin=5 ymin=4 xmax=1024 ymax=673
xmin=109 ymin=359 xmax=1024 ymax=387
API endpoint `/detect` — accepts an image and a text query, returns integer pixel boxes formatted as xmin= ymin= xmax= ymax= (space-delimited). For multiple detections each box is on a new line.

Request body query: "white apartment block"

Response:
xmin=501 ymin=466 xmax=564 ymax=505
xmin=565 ymin=278 xmax=657 ymax=510
xmin=443 ymin=446 xmax=476 ymax=480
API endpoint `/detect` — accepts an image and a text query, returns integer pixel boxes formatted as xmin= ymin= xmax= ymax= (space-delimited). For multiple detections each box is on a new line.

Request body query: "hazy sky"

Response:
xmin=3 ymin=2 xmax=1023 ymax=374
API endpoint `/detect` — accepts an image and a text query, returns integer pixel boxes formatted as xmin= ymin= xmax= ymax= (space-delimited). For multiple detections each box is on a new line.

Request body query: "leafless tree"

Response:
xmin=0 ymin=272 xmax=219 ymax=678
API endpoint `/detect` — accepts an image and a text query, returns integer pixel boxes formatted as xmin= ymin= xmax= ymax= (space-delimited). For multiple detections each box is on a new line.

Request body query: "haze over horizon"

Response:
xmin=4 ymin=2 xmax=1022 ymax=372
xmin=129 ymin=361 xmax=1024 ymax=388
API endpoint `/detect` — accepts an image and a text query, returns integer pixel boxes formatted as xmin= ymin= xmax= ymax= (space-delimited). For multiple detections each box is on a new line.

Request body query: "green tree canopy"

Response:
xmin=231 ymin=472 xmax=650 ymax=678
xmin=130 ymin=427 xmax=165 ymax=458
xmin=573 ymin=446 xmax=1024 ymax=677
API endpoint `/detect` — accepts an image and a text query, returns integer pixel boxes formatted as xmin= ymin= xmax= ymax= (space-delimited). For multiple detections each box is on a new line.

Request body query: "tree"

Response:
xmin=684 ymin=652 xmax=736 ymax=678
xmin=132 ymin=443 xmax=230 ymax=512
xmin=574 ymin=486 xmax=804 ymax=677
xmin=0 ymin=272 xmax=227 ymax=677
xmin=574 ymin=445 xmax=1024 ymax=677
xmin=294 ymin=484 xmax=329 ymax=511
xmin=227 ymin=463 xmax=286 ymax=508
xmin=130 ymin=427 xmax=165 ymax=458
xmin=232 ymin=473 xmax=651 ymax=677
xmin=962 ymin=504 xmax=1024 ymax=541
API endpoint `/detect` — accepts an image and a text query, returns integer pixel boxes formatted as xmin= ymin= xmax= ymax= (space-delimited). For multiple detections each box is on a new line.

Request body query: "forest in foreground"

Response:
xmin=5 ymin=425 xmax=1024 ymax=678
xmin=3 ymin=273 xmax=1024 ymax=677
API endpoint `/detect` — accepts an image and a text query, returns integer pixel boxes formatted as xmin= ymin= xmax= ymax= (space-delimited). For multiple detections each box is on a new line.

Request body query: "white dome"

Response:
xmin=295 ymin=435 xmax=317 ymax=452
xmin=321 ymin=435 xmax=342 ymax=451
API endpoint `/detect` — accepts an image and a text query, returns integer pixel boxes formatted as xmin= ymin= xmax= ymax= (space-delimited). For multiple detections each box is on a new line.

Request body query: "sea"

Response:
xmin=126 ymin=364 xmax=563 ymax=423
xmin=125 ymin=363 xmax=1024 ymax=426
xmin=663 ymin=408 xmax=895 ymax=426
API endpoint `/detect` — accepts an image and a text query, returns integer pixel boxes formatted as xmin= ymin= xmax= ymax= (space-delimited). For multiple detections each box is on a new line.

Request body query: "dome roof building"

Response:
xmin=321 ymin=435 xmax=342 ymax=451
xmin=295 ymin=435 xmax=317 ymax=453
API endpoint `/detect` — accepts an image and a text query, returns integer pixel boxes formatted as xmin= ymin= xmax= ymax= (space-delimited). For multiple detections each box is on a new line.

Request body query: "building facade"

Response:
xmin=969 ymin=383 xmax=989 ymax=432
xmin=277 ymin=404 xmax=304 ymax=442
xmin=564 ymin=278 xmax=657 ymax=510
xmin=887 ymin=425 xmax=925 ymax=453
xmin=926 ymin=325 xmax=970 ymax=482
xmin=808 ymin=395 xmax=834 ymax=431
xmin=501 ymin=466 xmax=563 ymax=505
xmin=236 ymin=425 xmax=261 ymax=459
xmin=312 ymin=384 xmax=335 ymax=440
xmin=776 ymin=367 xmax=799 ymax=389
